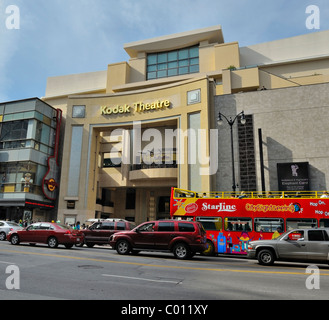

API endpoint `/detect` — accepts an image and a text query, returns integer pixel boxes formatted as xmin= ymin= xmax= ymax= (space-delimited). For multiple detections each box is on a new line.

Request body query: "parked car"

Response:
xmin=0 ymin=221 xmax=23 ymax=241
xmin=247 ymin=228 xmax=329 ymax=265
xmin=109 ymin=220 xmax=207 ymax=259
xmin=7 ymin=222 xmax=84 ymax=249
xmin=79 ymin=219 xmax=135 ymax=247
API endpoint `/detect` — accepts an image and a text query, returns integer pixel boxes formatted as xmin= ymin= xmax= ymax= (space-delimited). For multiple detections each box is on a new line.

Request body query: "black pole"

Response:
xmin=218 ymin=111 xmax=246 ymax=194
xmin=258 ymin=128 xmax=266 ymax=193
xmin=230 ymin=124 xmax=236 ymax=192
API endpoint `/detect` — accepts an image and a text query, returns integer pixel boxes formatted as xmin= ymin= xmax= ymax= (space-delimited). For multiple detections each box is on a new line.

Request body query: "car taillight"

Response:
xmin=65 ymin=230 xmax=72 ymax=235
xmin=10 ymin=228 xmax=13 ymax=231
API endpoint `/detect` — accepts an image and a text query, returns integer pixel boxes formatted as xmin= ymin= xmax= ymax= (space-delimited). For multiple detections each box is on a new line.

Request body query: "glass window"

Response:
xmin=147 ymin=72 xmax=157 ymax=80
xmin=286 ymin=219 xmax=317 ymax=230
xmin=308 ymin=230 xmax=328 ymax=241
xmin=157 ymin=70 xmax=167 ymax=78
xmin=190 ymin=65 xmax=199 ymax=73
xmin=158 ymin=222 xmax=175 ymax=232
xmin=319 ymin=219 xmax=329 ymax=227
xmin=0 ymin=120 xmax=28 ymax=141
xmin=116 ymin=222 xmax=125 ymax=230
xmin=190 ymin=58 xmax=199 ymax=65
xmin=168 ymin=69 xmax=178 ymax=77
xmin=189 ymin=47 xmax=199 ymax=58
xmin=285 ymin=230 xmax=304 ymax=241
xmin=157 ymin=53 xmax=167 ymax=63
xmin=178 ymin=223 xmax=195 ymax=232
xmin=147 ymin=65 xmax=157 ymax=72
xmin=168 ymin=51 xmax=177 ymax=61
xmin=125 ymin=189 xmax=136 ymax=210
xmin=40 ymin=223 xmax=51 ymax=230
xmin=147 ymin=54 xmax=157 ymax=65
xmin=179 ymin=67 xmax=189 ymax=75
xmin=72 ymin=105 xmax=86 ymax=118
xmin=178 ymin=49 xmax=189 ymax=60
xmin=179 ymin=60 xmax=189 ymax=67
xmin=138 ymin=222 xmax=155 ymax=232
xmin=101 ymin=222 xmax=115 ymax=230
xmin=146 ymin=46 xmax=199 ymax=80
xmin=254 ymin=218 xmax=284 ymax=233
xmin=168 ymin=61 xmax=178 ymax=69
xmin=224 ymin=217 xmax=252 ymax=232
xmin=196 ymin=217 xmax=222 ymax=231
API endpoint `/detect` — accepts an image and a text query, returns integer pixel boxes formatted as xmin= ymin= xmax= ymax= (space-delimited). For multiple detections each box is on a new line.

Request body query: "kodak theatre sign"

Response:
xmin=101 ymin=100 xmax=171 ymax=115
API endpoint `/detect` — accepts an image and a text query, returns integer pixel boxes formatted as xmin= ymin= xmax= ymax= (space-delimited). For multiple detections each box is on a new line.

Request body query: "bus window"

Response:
xmin=319 ymin=219 xmax=329 ymax=228
xmin=254 ymin=218 xmax=284 ymax=233
xmin=224 ymin=217 xmax=252 ymax=232
xmin=286 ymin=219 xmax=317 ymax=230
xmin=196 ymin=217 xmax=222 ymax=231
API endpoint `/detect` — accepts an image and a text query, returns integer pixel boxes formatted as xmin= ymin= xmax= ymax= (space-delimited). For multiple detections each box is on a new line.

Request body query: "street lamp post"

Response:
xmin=217 ymin=111 xmax=246 ymax=193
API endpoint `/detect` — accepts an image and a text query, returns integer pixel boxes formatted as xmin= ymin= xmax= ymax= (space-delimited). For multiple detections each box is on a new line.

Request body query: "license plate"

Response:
xmin=77 ymin=238 xmax=80 ymax=241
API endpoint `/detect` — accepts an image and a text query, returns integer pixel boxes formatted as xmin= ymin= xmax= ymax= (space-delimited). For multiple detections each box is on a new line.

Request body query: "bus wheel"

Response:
xmin=202 ymin=240 xmax=215 ymax=256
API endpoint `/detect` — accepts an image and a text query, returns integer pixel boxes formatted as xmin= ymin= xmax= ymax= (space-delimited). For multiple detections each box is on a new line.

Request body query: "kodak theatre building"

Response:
xmin=43 ymin=25 xmax=329 ymax=225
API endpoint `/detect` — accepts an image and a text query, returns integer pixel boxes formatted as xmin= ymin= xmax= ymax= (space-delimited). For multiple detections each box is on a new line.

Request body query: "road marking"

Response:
xmin=102 ymin=274 xmax=180 ymax=284
xmin=1 ymin=248 xmax=329 ymax=276
xmin=0 ymin=260 xmax=16 ymax=265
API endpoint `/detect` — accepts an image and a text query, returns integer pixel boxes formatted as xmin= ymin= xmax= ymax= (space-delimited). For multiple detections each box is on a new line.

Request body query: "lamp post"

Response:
xmin=217 ymin=111 xmax=246 ymax=193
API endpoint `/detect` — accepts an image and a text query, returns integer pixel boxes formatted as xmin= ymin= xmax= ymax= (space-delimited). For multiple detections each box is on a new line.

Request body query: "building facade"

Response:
xmin=42 ymin=25 xmax=329 ymax=225
xmin=0 ymin=98 xmax=61 ymax=222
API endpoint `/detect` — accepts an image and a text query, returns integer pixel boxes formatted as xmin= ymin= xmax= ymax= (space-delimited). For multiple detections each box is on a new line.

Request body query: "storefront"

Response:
xmin=0 ymin=98 xmax=61 ymax=222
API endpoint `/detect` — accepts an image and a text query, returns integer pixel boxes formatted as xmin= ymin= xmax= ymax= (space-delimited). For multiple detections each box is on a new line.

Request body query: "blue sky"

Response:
xmin=0 ymin=0 xmax=328 ymax=102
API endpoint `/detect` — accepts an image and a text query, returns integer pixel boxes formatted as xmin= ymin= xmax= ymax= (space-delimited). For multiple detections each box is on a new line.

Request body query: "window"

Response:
xmin=286 ymin=230 xmax=304 ymax=241
xmin=254 ymin=218 xmax=284 ymax=233
xmin=101 ymin=222 xmax=115 ymax=230
xmin=125 ymin=189 xmax=136 ymax=210
xmin=116 ymin=222 xmax=125 ymax=230
xmin=138 ymin=223 xmax=155 ymax=232
xmin=40 ymin=223 xmax=53 ymax=230
xmin=196 ymin=217 xmax=222 ymax=231
xmin=286 ymin=219 xmax=317 ymax=230
xmin=158 ymin=222 xmax=175 ymax=232
xmin=178 ymin=223 xmax=195 ymax=232
xmin=224 ymin=217 xmax=252 ymax=232
xmin=320 ymin=219 xmax=329 ymax=227
xmin=308 ymin=230 xmax=329 ymax=241
xmin=72 ymin=105 xmax=86 ymax=118
xmin=147 ymin=46 xmax=199 ymax=80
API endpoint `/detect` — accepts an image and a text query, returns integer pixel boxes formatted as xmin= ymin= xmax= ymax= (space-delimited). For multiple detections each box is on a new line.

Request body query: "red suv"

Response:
xmin=109 ymin=220 xmax=207 ymax=259
xmin=80 ymin=219 xmax=135 ymax=248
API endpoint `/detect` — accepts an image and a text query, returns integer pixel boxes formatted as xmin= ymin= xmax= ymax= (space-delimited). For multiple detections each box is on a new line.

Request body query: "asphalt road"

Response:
xmin=0 ymin=240 xmax=328 ymax=301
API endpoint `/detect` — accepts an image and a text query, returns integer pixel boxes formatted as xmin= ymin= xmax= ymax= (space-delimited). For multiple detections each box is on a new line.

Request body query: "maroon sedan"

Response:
xmin=7 ymin=222 xmax=84 ymax=249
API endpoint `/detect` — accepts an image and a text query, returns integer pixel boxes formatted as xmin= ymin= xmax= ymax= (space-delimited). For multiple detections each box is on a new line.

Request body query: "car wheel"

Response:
xmin=116 ymin=240 xmax=131 ymax=255
xmin=0 ymin=232 xmax=6 ymax=241
xmin=10 ymin=234 xmax=20 ymax=245
xmin=48 ymin=236 xmax=58 ymax=248
xmin=173 ymin=243 xmax=191 ymax=260
xmin=257 ymin=249 xmax=275 ymax=265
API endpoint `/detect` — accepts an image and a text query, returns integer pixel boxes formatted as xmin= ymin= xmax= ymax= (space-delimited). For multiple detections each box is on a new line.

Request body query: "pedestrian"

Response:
xmin=321 ymin=191 xmax=329 ymax=198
